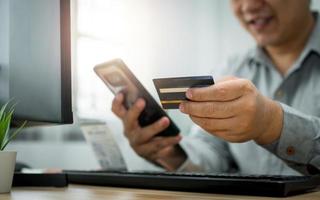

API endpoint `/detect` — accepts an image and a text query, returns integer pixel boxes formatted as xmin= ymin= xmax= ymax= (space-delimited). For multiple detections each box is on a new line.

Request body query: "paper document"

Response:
xmin=81 ymin=123 xmax=126 ymax=170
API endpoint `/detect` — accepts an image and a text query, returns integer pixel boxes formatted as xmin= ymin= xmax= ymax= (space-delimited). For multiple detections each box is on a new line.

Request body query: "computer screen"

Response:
xmin=0 ymin=0 xmax=73 ymax=124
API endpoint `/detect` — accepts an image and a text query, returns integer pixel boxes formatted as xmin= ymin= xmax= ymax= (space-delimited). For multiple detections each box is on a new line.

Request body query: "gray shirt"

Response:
xmin=179 ymin=14 xmax=320 ymax=175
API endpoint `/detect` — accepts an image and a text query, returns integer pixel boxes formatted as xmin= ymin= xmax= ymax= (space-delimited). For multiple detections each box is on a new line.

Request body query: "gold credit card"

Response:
xmin=153 ymin=76 xmax=214 ymax=109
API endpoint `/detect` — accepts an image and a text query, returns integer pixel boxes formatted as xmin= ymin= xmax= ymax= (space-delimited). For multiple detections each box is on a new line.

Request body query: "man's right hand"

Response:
xmin=111 ymin=93 xmax=187 ymax=171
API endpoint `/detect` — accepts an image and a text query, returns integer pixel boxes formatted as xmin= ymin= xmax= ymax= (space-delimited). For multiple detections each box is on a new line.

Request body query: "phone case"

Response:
xmin=94 ymin=58 xmax=180 ymax=137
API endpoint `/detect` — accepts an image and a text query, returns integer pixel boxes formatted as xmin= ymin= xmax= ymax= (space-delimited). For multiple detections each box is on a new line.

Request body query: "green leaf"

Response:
xmin=0 ymin=121 xmax=6 ymax=149
xmin=0 ymin=101 xmax=13 ymax=144
xmin=4 ymin=110 xmax=14 ymax=139
xmin=1 ymin=121 xmax=27 ymax=151
xmin=0 ymin=102 xmax=9 ymax=121
xmin=0 ymin=113 xmax=11 ymax=149
xmin=0 ymin=109 xmax=13 ymax=150
xmin=0 ymin=100 xmax=25 ymax=151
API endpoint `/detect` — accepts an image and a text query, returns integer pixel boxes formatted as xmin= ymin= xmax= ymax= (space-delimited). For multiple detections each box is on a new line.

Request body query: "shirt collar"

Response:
xmin=249 ymin=12 xmax=320 ymax=69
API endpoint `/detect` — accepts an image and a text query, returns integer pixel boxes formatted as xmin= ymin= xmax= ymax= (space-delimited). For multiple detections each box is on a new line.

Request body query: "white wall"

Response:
xmin=0 ymin=0 xmax=10 ymax=103
xmin=313 ymin=1 xmax=320 ymax=10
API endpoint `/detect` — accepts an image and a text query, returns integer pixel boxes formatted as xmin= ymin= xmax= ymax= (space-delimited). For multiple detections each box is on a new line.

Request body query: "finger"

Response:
xmin=155 ymin=146 xmax=175 ymax=159
xmin=137 ymin=135 xmax=181 ymax=160
xmin=149 ymin=136 xmax=181 ymax=160
xmin=156 ymin=158 xmax=175 ymax=171
xmin=129 ymin=117 xmax=170 ymax=146
xmin=124 ymin=98 xmax=145 ymax=131
xmin=111 ymin=93 xmax=127 ymax=119
xmin=137 ymin=117 xmax=171 ymax=144
xmin=190 ymin=115 xmax=237 ymax=133
xmin=186 ymin=78 xmax=249 ymax=102
xmin=180 ymin=100 xmax=239 ymax=118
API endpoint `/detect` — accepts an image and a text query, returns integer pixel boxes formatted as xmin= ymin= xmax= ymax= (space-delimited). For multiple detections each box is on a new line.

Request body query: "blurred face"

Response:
xmin=231 ymin=0 xmax=311 ymax=47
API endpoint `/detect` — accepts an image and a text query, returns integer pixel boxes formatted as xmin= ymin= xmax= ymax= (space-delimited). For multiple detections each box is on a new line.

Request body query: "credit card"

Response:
xmin=153 ymin=76 xmax=214 ymax=109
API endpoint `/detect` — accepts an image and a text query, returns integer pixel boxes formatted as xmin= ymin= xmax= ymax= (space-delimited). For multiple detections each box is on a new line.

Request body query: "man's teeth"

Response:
xmin=251 ymin=18 xmax=269 ymax=26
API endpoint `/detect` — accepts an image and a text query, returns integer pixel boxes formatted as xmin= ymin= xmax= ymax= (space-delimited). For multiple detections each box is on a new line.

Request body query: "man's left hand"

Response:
xmin=179 ymin=77 xmax=283 ymax=145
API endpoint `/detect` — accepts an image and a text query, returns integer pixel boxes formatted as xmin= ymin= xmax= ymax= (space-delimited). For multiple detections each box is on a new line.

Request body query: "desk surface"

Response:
xmin=1 ymin=185 xmax=320 ymax=200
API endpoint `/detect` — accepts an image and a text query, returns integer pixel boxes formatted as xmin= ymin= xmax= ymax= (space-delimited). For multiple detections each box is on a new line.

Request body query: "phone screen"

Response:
xmin=101 ymin=66 xmax=139 ymax=109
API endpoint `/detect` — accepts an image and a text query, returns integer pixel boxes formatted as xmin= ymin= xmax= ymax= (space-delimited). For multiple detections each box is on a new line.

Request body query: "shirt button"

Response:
xmin=286 ymin=146 xmax=295 ymax=156
xmin=276 ymin=90 xmax=284 ymax=98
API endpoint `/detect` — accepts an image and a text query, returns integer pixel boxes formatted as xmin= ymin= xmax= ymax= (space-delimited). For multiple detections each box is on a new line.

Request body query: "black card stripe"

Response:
xmin=153 ymin=76 xmax=214 ymax=88
xmin=162 ymin=103 xmax=181 ymax=109
xmin=159 ymin=92 xmax=187 ymax=101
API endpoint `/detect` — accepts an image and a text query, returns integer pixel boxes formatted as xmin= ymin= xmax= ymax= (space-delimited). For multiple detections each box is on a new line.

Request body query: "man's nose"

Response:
xmin=241 ymin=0 xmax=266 ymax=13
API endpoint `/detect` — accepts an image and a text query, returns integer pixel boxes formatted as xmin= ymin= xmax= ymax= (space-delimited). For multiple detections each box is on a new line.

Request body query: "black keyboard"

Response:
xmin=13 ymin=172 xmax=68 ymax=187
xmin=65 ymin=170 xmax=320 ymax=197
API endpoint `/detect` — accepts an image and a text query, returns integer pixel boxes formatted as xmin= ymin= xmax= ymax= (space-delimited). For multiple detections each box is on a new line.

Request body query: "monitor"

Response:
xmin=0 ymin=0 xmax=73 ymax=124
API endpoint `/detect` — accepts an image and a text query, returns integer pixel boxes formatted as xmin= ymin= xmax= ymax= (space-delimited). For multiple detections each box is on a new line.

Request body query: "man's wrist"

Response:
xmin=157 ymin=145 xmax=187 ymax=171
xmin=255 ymin=99 xmax=283 ymax=145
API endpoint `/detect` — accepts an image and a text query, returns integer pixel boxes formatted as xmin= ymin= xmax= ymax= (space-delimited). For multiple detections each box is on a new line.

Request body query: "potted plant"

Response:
xmin=0 ymin=102 xmax=26 ymax=193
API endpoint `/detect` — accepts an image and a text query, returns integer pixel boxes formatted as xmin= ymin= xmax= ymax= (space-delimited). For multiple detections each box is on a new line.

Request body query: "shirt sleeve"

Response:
xmin=176 ymin=125 xmax=235 ymax=173
xmin=262 ymin=103 xmax=320 ymax=175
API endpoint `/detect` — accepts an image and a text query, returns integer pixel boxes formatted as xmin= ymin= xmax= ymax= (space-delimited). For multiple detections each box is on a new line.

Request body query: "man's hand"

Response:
xmin=111 ymin=93 xmax=186 ymax=171
xmin=179 ymin=77 xmax=284 ymax=145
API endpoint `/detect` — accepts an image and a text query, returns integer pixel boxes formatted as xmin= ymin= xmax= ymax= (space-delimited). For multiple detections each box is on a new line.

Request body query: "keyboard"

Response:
xmin=13 ymin=172 xmax=68 ymax=187
xmin=65 ymin=170 xmax=320 ymax=197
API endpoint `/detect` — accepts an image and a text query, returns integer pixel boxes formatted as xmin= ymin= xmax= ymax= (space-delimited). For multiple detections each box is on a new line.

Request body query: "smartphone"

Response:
xmin=94 ymin=58 xmax=180 ymax=137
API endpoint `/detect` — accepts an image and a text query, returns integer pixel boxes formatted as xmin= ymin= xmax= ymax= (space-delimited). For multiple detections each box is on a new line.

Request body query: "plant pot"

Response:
xmin=0 ymin=151 xmax=17 ymax=193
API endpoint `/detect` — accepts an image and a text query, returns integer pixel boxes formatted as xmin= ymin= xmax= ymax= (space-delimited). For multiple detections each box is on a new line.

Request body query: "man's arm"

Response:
xmin=262 ymin=103 xmax=320 ymax=175
xmin=179 ymin=77 xmax=320 ymax=175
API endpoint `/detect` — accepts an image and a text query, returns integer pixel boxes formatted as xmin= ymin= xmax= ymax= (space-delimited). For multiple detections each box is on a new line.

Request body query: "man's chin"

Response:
xmin=254 ymin=35 xmax=281 ymax=48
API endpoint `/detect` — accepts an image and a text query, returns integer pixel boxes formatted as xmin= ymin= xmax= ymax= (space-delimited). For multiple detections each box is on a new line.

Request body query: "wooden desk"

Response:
xmin=1 ymin=185 xmax=320 ymax=200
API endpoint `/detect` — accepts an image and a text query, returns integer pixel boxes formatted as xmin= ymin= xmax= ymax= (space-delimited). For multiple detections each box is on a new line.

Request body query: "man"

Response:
xmin=112 ymin=0 xmax=320 ymax=175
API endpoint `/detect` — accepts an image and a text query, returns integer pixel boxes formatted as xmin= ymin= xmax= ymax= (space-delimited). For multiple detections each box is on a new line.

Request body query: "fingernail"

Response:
xmin=161 ymin=117 xmax=169 ymax=125
xmin=115 ymin=93 xmax=122 ymax=101
xmin=136 ymin=99 xmax=145 ymax=108
xmin=186 ymin=89 xmax=192 ymax=99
